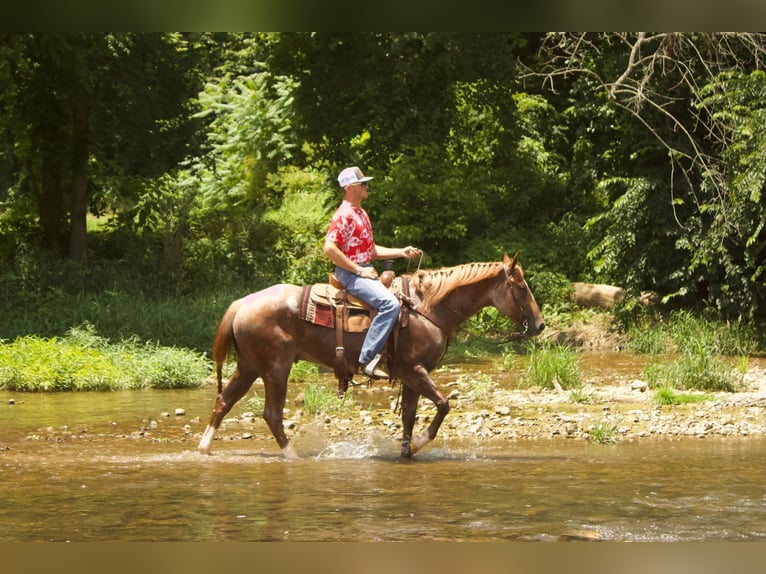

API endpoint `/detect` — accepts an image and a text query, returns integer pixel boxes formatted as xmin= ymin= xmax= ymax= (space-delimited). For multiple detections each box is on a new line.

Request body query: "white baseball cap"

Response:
xmin=338 ymin=166 xmax=374 ymax=188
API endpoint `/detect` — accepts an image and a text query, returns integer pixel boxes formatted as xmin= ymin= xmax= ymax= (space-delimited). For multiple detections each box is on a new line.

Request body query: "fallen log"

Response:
xmin=571 ymin=282 xmax=625 ymax=309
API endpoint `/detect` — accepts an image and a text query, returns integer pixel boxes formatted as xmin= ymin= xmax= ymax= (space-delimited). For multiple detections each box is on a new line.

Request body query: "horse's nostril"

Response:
xmin=539 ymin=322 xmax=546 ymax=332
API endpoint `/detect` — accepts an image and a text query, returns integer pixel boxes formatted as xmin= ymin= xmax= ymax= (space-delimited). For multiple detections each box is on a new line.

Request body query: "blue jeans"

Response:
xmin=335 ymin=266 xmax=401 ymax=365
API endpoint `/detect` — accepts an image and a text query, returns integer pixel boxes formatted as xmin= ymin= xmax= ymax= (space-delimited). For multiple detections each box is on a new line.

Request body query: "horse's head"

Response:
xmin=499 ymin=252 xmax=545 ymax=337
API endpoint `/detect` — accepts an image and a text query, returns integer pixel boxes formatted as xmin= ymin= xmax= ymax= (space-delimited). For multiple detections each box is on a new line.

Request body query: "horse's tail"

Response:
xmin=212 ymin=298 xmax=244 ymax=394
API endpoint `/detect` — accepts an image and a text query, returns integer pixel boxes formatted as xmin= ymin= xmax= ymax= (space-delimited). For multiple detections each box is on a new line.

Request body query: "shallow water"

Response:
xmin=1 ymin=353 xmax=764 ymax=542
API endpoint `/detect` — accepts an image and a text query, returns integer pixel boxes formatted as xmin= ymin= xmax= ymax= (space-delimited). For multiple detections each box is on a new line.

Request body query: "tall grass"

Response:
xmin=505 ymin=340 xmax=582 ymax=390
xmin=642 ymin=352 xmax=742 ymax=393
xmin=0 ymin=323 xmax=210 ymax=392
xmin=628 ymin=310 xmax=761 ymax=356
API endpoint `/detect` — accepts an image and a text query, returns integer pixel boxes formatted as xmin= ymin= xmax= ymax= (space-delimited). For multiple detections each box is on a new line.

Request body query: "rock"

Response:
xmin=8 ymin=399 xmax=15 ymax=405
xmin=630 ymin=380 xmax=648 ymax=392
xmin=174 ymin=408 xmax=186 ymax=416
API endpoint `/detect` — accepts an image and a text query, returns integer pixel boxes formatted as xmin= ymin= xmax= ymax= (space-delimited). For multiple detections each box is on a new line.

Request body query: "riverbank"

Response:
xmin=278 ymin=362 xmax=766 ymax=448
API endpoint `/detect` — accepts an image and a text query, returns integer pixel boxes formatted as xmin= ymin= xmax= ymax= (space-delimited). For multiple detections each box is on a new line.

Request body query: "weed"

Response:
xmin=654 ymin=386 xmax=714 ymax=405
xmin=509 ymin=341 xmax=582 ymax=390
xmin=589 ymin=422 xmax=617 ymax=444
xmin=569 ymin=387 xmax=593 ymax=404
xmin=289 ymin=360 xmax=320 ymax=383
xmin=0 ymin=325 xmax=210 ymax=391
xmin=459 ymin=373 xmax=497 ymax=402
xmin=300 ymin=383 xmax=355 ymax=415
xmin=245 ymin=394 xmax=265 ymax=415
xmin=643 ymin=352 xmax=742 ymax=393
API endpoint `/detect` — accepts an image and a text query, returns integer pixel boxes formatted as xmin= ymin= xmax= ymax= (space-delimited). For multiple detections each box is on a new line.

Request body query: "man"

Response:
xmin=324 ymin=166 xmax=421 ymax=379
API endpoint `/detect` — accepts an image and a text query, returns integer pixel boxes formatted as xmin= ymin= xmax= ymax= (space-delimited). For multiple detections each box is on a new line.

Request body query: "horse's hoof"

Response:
xmin=409 ymin=434 xmax=430 ymax=456
xmin=282 ymin=444 xmax=300 ymax=460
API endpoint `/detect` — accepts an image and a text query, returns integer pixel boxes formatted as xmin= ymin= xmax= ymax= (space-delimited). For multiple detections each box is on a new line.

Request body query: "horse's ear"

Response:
xmin=504 ymin=251 xmax=519 ymax=270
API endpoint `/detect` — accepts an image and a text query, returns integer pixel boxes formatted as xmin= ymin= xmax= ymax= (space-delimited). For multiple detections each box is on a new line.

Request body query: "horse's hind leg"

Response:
xmin=261 ymin=370 xmax=299 ymax=459
xmin=198 ymin=367 xmax=257 ymax=455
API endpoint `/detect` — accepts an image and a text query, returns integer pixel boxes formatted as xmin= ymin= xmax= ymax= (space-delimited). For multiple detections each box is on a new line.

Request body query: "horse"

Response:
xmin=197 ymin=252 xmax=545 ymax=459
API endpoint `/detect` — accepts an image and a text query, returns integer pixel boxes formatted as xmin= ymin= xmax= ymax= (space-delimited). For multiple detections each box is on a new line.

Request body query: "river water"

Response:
xmin=1 ymin=354 xmax=764 ymax=542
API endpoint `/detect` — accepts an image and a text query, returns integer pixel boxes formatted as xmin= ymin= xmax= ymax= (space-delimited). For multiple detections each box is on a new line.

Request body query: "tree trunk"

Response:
xmin=68 ymin=95 xmax=89 ymax=261
xmin=37 ymin=124 xmax=67 ymax=254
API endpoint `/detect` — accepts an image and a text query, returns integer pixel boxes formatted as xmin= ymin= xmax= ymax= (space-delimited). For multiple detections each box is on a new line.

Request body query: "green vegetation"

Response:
xmin=628 ymin=310 xmax=761 ymax=357
xmin=459 ymin=373 xmax=497 ymax=403
xmin=299 ymin=383 xmax=356 ymax=416
xmin=0 ymin=324 xmax=209 ymax=392
xmin=1 ymin=33 xmax=765 ymax=394
xmin=506 ymin=341 xmax=583 ymax=390
xmin=589 ymin=422 xmax=618 ymax=445
xmin=569 ymin=387 xmax=593 ymax=404
xmin=642 ymin=353 xmax=743 ymax=393
xmin=654 ymin=386 xmax=714 ymax=406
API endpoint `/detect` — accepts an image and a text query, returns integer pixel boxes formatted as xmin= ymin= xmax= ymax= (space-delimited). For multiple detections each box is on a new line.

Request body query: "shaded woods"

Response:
xmin=1 ymin=33 xmax=765 ymax=354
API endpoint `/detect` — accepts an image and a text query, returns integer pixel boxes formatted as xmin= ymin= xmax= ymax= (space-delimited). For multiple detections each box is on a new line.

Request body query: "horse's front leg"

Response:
xmin=399 ymin=384 xmax=420 ymax=458
xmin=400 ymin=364 xmax=450 ymax=458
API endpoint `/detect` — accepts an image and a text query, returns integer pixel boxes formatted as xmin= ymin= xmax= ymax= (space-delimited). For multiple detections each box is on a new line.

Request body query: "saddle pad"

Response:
xmin=299 ymin=285 xmax=336 ymax=328
xmin=299 ymin=279 xmax=404 ymax=331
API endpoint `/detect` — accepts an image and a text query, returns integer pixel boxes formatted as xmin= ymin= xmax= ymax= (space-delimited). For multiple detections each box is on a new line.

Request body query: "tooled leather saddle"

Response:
xmin=298 ymin=272 xmax=410 ymax=394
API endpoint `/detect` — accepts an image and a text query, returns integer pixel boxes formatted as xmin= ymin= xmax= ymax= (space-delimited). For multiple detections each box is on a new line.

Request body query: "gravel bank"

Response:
xmin=209 ymin=363 xmax=766 ymax=449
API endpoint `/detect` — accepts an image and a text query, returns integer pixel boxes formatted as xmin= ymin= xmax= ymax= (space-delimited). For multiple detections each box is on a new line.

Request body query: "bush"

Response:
xmin=0 ymin=324 xmax=210 ymax=392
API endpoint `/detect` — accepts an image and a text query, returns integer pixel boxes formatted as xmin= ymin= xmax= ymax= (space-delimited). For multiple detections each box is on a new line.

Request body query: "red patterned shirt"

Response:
xmin=326 ymin=200 xmax=375 ymax=264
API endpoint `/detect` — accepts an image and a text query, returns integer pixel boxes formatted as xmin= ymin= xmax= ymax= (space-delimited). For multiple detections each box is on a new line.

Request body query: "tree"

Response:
xmin=526 ymin=32 xmax=766 ymax=319
xmin=0 ymin=33 xmax=219 ymax=260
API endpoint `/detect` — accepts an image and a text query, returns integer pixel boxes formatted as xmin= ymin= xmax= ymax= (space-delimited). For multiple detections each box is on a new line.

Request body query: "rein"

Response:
xmin=505 ymin=267 xmax=530 ymax=340
xmin=398 ymin=292 xmax=450 ymax=334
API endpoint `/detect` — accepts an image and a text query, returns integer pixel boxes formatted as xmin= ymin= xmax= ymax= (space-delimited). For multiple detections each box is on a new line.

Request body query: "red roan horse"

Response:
xmin=197 ymin=252 xmax=545 ymax=458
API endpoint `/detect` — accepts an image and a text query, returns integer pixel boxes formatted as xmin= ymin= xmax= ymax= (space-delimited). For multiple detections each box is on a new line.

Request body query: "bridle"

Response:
xmin=505 ymin=265 xmax=530 ymax=339
xmin=402 ymin=263 xmax=532 ymax=340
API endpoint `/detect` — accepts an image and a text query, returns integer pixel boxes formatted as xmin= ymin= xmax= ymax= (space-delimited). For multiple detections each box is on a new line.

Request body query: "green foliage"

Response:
xmin=627 ymin=318 xmax=673 ymax=355
xmin=458 ymin=373 xmax=497 ymax=403
xmin=654 ymin=386 xmax=714 ymax=406
xmin=642 ymin=353 xmax=742 ymax=393
xmin=3 ymin=31 xmax=766 ymax=361
xmin=0 ymin=323 xmax=210 ymax=392
xmin=569 ymin=387 xmax=593 ymax=404
xmin=288 ymin=360 xmax=320 ymax=383
xmin=300 ymin=383 xmax=354 ymax=415
xmin=245 ymin=394 xmax=265 ymax=415
xmin=507 ymin=341 xmax=582 ymax=390
xmin=628 ymin=310 xmax=760 ymax=357
xmin=589 ymin=422 xmax=617 ymax=444
xmin=263 ymin=166 xmax=334 ymax=286
xmin=524 ymin=270 xmax=574 ymax=312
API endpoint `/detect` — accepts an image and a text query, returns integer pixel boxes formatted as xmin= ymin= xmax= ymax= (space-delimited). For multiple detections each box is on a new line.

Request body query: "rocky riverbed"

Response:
xmin=10 ymin=354 xmax=765 ymax=451
xmin=206 ymin=362 xmax=766 ymax=449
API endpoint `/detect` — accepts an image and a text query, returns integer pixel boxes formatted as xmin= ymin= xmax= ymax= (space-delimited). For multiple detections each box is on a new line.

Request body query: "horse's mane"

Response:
xmin=406 ymin=261 xmax=505 ymax=311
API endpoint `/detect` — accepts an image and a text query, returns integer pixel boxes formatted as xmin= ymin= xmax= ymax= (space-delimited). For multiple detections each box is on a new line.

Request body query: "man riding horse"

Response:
xmin=323 ymin=166 xmax=421 ymax=379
